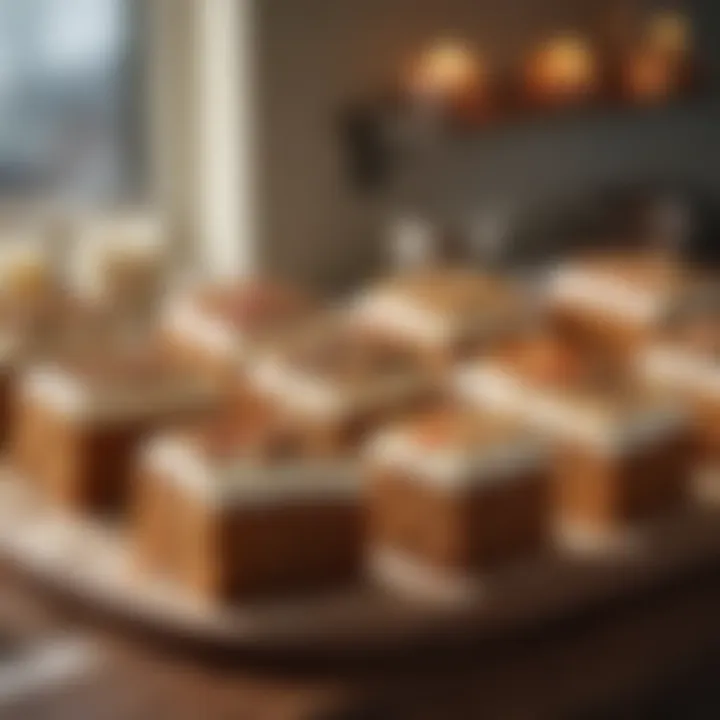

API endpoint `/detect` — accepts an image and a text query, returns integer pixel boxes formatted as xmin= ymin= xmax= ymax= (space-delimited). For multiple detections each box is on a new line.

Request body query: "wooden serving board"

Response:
xmin=0 ymin=469 xmax=720 ymax=660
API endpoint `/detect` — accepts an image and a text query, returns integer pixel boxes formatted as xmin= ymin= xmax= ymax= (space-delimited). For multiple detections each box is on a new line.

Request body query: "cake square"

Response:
xmin=13 ymin=346 xmax=220 ymax=514
xmin=349 ymin=269 xmax=532 ymax=370
xmin=366 ymin=406 xmax=550 ymax=599
xmin=547 ymin=251 xmax=718 ymax=358
xmin=134 ymin=408 xmax=363 ymax=600
xmin=456 ymin=336 xmax=692 ymax=535
xmin=161 ymin=278 xmax=315 ymax=383
xmin=246 ymin=314 xmax=436 ymax=453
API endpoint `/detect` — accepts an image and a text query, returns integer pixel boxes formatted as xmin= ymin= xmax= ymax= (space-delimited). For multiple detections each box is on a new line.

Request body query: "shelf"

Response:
xmin=339 ymin=89 xmax=719 ymax=193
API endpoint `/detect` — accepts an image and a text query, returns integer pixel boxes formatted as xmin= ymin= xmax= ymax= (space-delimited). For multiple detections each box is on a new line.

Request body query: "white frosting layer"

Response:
xmin=250 ymin=356 xmax=344 ymax=417
xmin=21 ymin=366 xmax=216 ymax=423
xmin=22 ymin=369 xmax=88 ymax=416
xmin=455 ymin=363 xmax=688 ymax=455
xmin=350 ymin=280 xmax=532 ymax=350
xmin=529 ymin=393 xmax=687 ymax=455
xmin=455 ymin=364 xmax=527 ymax=412
xmin=367 ymin=427 xmax=547 ymax=492
xmin=350 ymin=291 xmax=453 ymax=346
xmin=547 ymin=265 xmax=664 ymax=323
xmin=250 ymin=355 xmax=422 ymax=421
xmin=144 ymin=435 xmax=361 ymax=508
xmin=639 ymin=346 xmax=720 ymax=398
xmin=162 ymin=295 xmax=240 ymax=360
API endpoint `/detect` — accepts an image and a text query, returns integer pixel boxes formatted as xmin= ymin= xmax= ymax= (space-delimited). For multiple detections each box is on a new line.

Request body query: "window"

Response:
xmin=0 ymin=0 xmax=143 ymax=203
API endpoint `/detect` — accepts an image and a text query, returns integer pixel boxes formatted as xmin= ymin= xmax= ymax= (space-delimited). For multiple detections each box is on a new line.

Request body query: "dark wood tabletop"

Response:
xmin=1 ymin=560 xmax=720 ymax=720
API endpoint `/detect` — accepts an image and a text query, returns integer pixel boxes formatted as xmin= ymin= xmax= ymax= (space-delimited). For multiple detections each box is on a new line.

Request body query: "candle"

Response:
xmin=526 ymin=33 xmax=598 ymax=105
xmin=405 ymin=39 xmax=484 ymax=106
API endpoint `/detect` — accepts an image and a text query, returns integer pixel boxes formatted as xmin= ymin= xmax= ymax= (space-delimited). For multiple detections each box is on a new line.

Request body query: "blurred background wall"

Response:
xmin=0 ymin=1 xmax=716 ymax=288
xmin=254 ymin=0 xmax=720 ymax=290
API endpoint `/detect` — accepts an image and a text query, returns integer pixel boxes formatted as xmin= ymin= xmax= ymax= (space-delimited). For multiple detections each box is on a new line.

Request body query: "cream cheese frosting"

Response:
xmin=249 ymin=353 xmax=424 ymax=421
xmin=162 ymin=295 xmax=240 ymax=360
xmin=366 ymin=425 xmax=548 ymax=492
xmin=455 ymin=362 xmax=688 ymax=455
xmin=350 ymin=290 xmax=456 ymax=346
xmin=21 ymin=364 xmax=217 ymax=423
xmin=547 ymin=264 xmax=665 ymax=323
xmin=144 ymin=435 xmax=361 ymax=508
xmin=250 ymin=356 xmax=345 ymax=417
xmin=350 ymin=287 xmax=526 ymax=349
xmin=639 ymin=345 xmax=720 ymax=398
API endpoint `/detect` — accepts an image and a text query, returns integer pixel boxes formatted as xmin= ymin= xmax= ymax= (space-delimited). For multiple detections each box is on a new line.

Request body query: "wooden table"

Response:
xmin=1 ymin=561 xmax=720 ymax=720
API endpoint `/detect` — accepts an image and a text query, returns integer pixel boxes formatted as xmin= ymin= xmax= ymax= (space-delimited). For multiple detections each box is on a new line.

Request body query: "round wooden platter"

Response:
xmin=0 ymin=469 xmax=720 ymax=660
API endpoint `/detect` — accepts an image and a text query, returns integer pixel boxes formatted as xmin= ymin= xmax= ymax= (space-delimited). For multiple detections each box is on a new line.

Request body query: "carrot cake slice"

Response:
xmin=456 ymin=335 xmax=692 ymax=535
xmin=135 ymin=407 xmax=363 ymax=601
xmin=349 ymin=268 xmax=533 ymax=370
xmin=13 ymin=345 xmax=219 ymax=514
xmin=366 ymin=405 xmax=549 ymax=600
